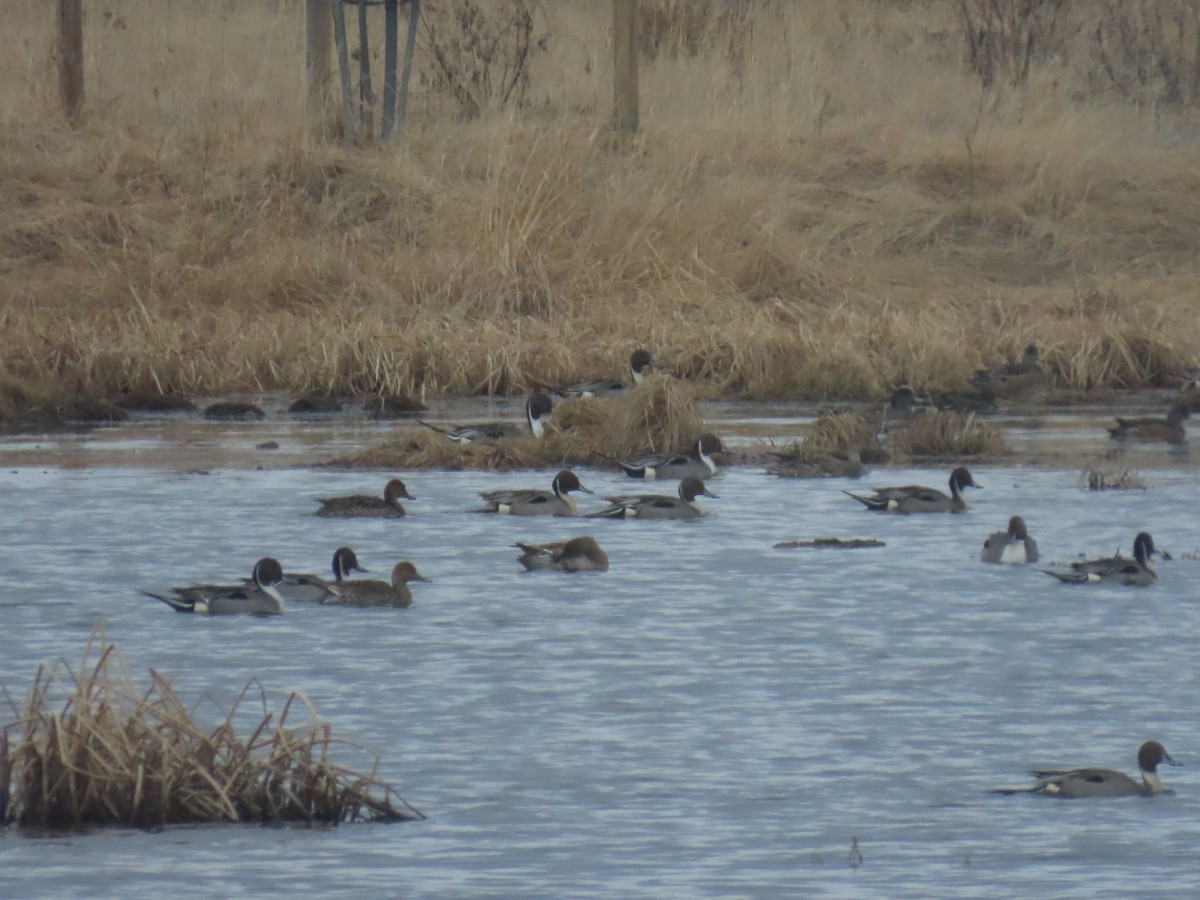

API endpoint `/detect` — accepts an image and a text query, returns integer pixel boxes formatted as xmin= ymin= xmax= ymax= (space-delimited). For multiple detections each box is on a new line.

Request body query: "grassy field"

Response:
xmin=2 ymin=0 xmax=1199 ymax=419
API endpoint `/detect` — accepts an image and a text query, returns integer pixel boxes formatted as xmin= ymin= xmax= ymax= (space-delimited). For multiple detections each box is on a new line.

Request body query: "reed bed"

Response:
xmin=335 ymin=376 xmax=705 ymax=469
xmin=3 ymin=2 xmax=1200 ymax=411
xmin=0 ymin=634 xmax=423 ymax=831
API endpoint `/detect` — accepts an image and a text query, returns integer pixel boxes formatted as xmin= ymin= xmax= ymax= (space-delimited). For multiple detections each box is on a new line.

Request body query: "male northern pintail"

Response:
xmin=514 ymin=535 xmax=610 ymax=572
xmin=844 ymin=466 xmax=980 ymax=513
xmin=990 ymin=740 xmax=1180 ymax=798
xmin=969 ymin=344 xmax=1049 ymax=400
xmin=539 ymin=348 xmax=661 ymax=399
xmin=980 ymin=516 xmax=1039 ymax=564
xmin=614 ymin=433 xmax=726 ymax=480
xmin=768 ymin=447 xmax=863 ymax=479
xmin=145 ymin=558 xmax=286 ymax=616
xmin=475 ymin=469 xmax=592 ymax=515
xmin=321 ymin=561 xmax=431 ymax=609
xmin=418 ymin=392 xmax=553 ymax=443
xmin=586 ymin=475 xmax=717 ymax=520
xmin=266 ymin=546 xmax=367 ymax=602
xmin=1042 ymin=531 xmax=1158 ymax=586
xmin=315 ymin=479 xmax=414 ymax=517
xmin=1107 ymin=404 xmax=1190 ymax=445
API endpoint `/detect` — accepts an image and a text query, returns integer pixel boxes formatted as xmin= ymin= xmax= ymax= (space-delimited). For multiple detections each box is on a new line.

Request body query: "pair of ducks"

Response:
xmin=474 ymin=470 xmax=719 ymax=520
xmin=981 ymin=519 xmax=1160 ymax=585
xmin=146 ymin=547 xmax=430 ymax=616
xmin=416 ymin=349 xmax=663 ymax=444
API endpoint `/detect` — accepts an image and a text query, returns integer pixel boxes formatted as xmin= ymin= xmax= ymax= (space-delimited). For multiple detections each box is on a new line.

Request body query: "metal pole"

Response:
xmin=305 ymin=0 xmax=334 ymax=138
xmin=396 ymin=0 xmax=420 ymax=135
xmin=612 ymin=0 xmax=639 ymax=136
xmin=381 ymin=0 xmax=399 ymax=139
xmin=332 ymin=0 xmax=357 ymax=143
xmin=57 ymin=0 xmax=84 ymax=121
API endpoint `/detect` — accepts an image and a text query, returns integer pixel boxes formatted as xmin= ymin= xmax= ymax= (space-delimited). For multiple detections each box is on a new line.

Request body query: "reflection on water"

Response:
xmin=1 ymin=402 xmax=1199 ymax=897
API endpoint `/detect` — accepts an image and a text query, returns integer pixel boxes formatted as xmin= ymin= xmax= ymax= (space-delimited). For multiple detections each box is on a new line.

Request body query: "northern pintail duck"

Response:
xmin=1043 ymin=531 xmax=1158 ymax=586
xmin=475 ymin=469 xmax=592 ymax=516
xmin=539 ymin=348 xmax=661 ymax=399
xmin=514 ymin=535 xmax=610 ymax=572
xmin=768 ymin=447 xmax=864 ymax=479
xmin=417 ymin=392 xmax=553 ymax=443
xmin=586 ymin=475 xmax=717 ymax=520
xmin=1107 ymin=404 xmax=1190 ymax=445
xmin=981 ymin=516 xmax=1039 ymax=564
xmin=314 ymin=478 xmax=414 ymax=517
xmin=288 ymin=393 xmax=343 ymax=414
xmin=614 ymin=433 xmax=726 ymax=480
xmin=933 ymin=390 xmax=998 ymax=416
xmin=844 ymin=466 xmax=980 ymax=514
xmin=322 ymin=561 xmax=430 ymax=608
xmin=990 ymin=740 xmax=1180 ymax=798
xmin=203 ymin=400 xmax=266 ymax=420
xmin=267 ymin=546 xmax=367 ymax=603
xmin=146 ymin=557 xmax=286 ymax=616
xmin=881 ymin=387 xmax=928 ymax=432
xmin=969 ymin=344 xmax=1049 ymax=400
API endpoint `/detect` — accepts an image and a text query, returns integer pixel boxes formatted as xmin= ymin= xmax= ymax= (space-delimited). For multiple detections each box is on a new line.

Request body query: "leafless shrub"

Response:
xmin=1092 ymin=0 xmax=1200 ymax=107
xmin=956 ymin=0 xmax=1072 ymax=87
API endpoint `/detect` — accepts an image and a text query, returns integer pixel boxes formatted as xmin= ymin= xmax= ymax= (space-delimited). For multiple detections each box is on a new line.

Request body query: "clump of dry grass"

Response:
xmin=335 ymin=377 xmax=706 ymax=469
xmin=771 ymin=409 xmax=888 ymax=473
xmin=887 ymin=411 xmax=1008 ymax=458
xmin=0 ymin=634 xmax=422 ymax=831
xmin=1078 ymin=466 xmax=1146 ymax=491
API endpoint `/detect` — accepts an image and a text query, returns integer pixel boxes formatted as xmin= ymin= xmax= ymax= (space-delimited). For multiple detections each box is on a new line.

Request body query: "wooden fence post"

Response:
xmin=57 ymin=0 xmax=84 ymax=121
xmin=612 ymin=0 xmax=639 ymax=135
xmin=306 ymin=0 xmax=335 ymax=138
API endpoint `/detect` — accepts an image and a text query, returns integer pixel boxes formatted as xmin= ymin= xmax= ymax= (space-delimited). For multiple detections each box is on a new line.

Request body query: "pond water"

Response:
xmin=2 ymin=399 xmax=1198 ymax=897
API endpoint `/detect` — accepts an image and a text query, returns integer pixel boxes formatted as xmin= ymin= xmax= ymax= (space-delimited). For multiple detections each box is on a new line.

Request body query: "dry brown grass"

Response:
xmin=0 ymin=632 xmax=422 ymax=830
xmin=335 ymin=376 xmax=705 ymax=469
xmin=3 ymin=2 xmax=1200 ymax=413
xmin=887 ymin=411 xmax=1009 ymax=458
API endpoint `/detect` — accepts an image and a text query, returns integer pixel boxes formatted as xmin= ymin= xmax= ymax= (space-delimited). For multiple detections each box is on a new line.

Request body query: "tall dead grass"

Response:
xmin=1 ymin=632 xmax=422 ymax=830
xmin=2 ymin=1 xmax=1200 ymax=413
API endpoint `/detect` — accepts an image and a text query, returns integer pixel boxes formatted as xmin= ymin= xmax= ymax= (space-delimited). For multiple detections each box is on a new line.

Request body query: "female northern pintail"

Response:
xmin=586 ymin=475 xmax=717 ymax=520
xmin=418 ymin=392 xmax=553 ymax=443
xmin=268 ymin=546 xmax=367 ymax=602
xmin=145 ymin=558 xmax=286 ymax=616
xmin=1107 ymin=404 xmax=1190 ymax=445
xmin=844 ymin=466 xmax=980 ymax=514
xmin=991 ymin=740 xmax=1180 ymax=798
xmin=768 ymin=448 xmax=863 ymax=479
xmin=969 ymin=344 xmax=1049 ymax=400
xmin=321 ymin=561 xmax=431 ymax=609
xmin=514 ymin=535 xmax=610 ymax=572
xmin=1042 ymin=531 xmax=1158 ymax=586
xmin=475 ymin=469 xmax=592 ymax=515
xmin=615 ymin=433 xmax=726 ymax=480
xmin=980 ymin=516 xmax=1039 ymax=564
xmin=539 ymin=348 xmax=661 ymax=398
xmin=314 ymin=479 xmax=414 ymax=517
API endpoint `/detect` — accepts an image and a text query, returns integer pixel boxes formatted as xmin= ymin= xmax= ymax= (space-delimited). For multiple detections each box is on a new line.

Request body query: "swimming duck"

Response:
xmin=267 ymin=546 xmax=367 ymax=602
xmin=768 ymin=448 xmax=864 ymax=479
xmin=1107 ymin=404 xmax=1190 ymax=445
xmin=538 ymin=348 xmax=661 ymax=399
xmin=514 ymin=535 xmax=610 ymax=572
xmin=417 ymin=392 xmax=553 ymax=443
xmin=475 ymin=469 xmax=593 ymax=516
xmin=844 ymin=466 xmax=981 ymax=514
xmin=146 ymin=558 xmax=286 ymax=616
xmin=321 ymin=561 xmax=430 ymax=609
xmin=981 ymin=516 xmax=1039 ymax=564
xmin=990 ymin=740 xmax=1180 ymax=798
xmin=314 ymin=479 xmax=414 ymax=517
xmin=586 ymin=475 xmax=718 ymax=520
xmin=969 ymin=344 xmax=1049 ymax=400
xmin=1042 ymin=531 xmax=1158 ymax=586
xmin=614 ymin=433 xmax=726 ymax=480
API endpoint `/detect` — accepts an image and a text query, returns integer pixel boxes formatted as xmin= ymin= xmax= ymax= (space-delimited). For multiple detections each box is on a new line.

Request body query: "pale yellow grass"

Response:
xmin=2 ymin=1 xmax=1199 ymax=420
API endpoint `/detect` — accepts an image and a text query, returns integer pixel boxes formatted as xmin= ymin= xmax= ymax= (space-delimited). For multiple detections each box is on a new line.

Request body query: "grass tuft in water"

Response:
xmin=0 ymin=631 xmax=423 ymax=831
